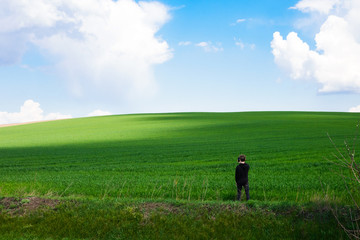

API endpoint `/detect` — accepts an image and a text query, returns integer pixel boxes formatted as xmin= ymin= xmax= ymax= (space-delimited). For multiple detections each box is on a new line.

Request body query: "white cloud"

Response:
xmin=87 ymin=110 xmax=112 ymax=117
xmin=234 ymin=38 xmax=256 ymax=50
xmin=230 ymin=18 xmax=246 ymax=26
xmin=179 ymin=41 xmax=224 ymax=52
xmin=271 ymin=32 xmax=317 ymax=80
xmin=178 ymin=41 xmax=192 ymax=46
xmin=196 ymin=41 xmax=223 ymax=52
xmin=271 ymin=0 xmax=360 ymax=93
xmin=44 ymin=112 xmax=73 ymax=121
xmin=290 ymin=0 xmax=340 ymax=14
xmin=0 ymin=100 xmax=72 ymax=124
xmin=349 ymin=105 xmax=360 ymax=112
xmin=197 ymin=42 xmax=208 ymax=47
xmin=235 ymin=40 xmax=245 ymax=49
xmin=0 ymin=0 xmax=172 ymax=97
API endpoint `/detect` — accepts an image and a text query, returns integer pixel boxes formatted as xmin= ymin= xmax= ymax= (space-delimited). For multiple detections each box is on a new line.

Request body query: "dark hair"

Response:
xmin=238 ymin=154 xmax=246 ymax=162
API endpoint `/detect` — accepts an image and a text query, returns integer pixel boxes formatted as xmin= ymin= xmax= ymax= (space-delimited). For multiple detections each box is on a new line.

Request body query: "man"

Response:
xmin=235 ymin=154 xmax=250 ymax=201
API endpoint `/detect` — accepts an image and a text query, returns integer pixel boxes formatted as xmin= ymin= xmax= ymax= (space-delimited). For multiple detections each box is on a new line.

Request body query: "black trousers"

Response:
xmin=237 ymin=182 xmax=250 ymax=201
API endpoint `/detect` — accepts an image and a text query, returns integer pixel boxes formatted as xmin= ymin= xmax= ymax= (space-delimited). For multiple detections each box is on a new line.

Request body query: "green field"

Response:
xmin=0 ymin=111 xmax=358 ymax=202
xmin=0 ymin=111 xmax=359 ymax=239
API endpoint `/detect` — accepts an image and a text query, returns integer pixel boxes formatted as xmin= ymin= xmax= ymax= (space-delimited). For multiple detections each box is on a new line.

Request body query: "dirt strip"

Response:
xmin=0 ymin=197 xmax=61 ymax=216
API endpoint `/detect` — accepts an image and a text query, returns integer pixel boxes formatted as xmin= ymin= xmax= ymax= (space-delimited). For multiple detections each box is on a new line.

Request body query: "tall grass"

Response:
xmin=327 ymin=124 xmax=360 ymax=239
xmin=0 ymin=199 xmax=349 ymax=239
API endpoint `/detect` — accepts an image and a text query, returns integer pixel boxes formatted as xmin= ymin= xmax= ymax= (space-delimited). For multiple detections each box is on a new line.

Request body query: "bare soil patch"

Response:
xmin=0 ymin=197 xmax=60 ymax=216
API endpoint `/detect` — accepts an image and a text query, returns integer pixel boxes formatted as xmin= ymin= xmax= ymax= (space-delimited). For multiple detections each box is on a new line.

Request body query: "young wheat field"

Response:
xmin=0 ymin=111 xmax=359 ymax=239
xmin=0 ymin=111 xmax=358 ymax=202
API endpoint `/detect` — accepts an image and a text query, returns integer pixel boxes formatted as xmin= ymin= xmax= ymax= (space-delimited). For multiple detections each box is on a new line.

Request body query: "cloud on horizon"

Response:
xmin=271 ymin=0 xmax=360 ymax=93
xmin=0 ymin=100 xmax=115 ymax=124
xmin=0 ymin=0 xmax=173 ymax=98
xmin=0 ymin=100 xmax=72 ymax=124
xmin=349 ymin=105 xmax=360 ymax=112
xmin=87 ymin=110 xmax=112 ymax=117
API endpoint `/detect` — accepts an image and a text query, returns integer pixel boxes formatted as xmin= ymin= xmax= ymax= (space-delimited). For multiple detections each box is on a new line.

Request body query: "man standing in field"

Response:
xmin=235 ymin=154 xmax=250 ymax=201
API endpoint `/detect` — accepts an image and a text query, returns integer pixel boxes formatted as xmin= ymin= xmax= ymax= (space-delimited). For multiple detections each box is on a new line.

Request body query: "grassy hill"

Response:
xmin=1 ymin=111 xmax=358 ymax=202
xmin=0 ymin=111 xmax=359 ymax=239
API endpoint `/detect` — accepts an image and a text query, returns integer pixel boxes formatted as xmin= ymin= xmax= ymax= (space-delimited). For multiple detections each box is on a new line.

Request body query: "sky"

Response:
xmin=1 ymin=0 xmax=360 ymax=124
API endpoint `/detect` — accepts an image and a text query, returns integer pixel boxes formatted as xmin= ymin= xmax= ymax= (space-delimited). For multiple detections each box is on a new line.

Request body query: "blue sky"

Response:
xmin=0 ymin=0 xmax=360 ymax=124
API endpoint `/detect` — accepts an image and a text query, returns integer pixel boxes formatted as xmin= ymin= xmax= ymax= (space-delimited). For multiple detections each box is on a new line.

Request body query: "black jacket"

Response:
xmin=235 ymin=163 xmax=250 ymax=185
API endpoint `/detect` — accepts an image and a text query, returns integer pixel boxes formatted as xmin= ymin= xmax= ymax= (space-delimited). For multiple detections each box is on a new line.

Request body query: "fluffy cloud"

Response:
xmin=271 ymin=32 xmax=317 ymax=80
xmin=0 ymin=100 xmax=72 ymax=124
xmin=290 ymin=0 xmax=340 ymax=14
xmin=196 ymin=41 xmax=223 ymax=52
xmin=272 ymin=0 xmax=360 ymax=93
xmin=0 ymin=0 xmax=172 ymax=97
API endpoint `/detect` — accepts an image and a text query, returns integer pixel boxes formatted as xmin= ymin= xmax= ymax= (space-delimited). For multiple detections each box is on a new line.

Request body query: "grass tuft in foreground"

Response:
xmin=0 ymin=198 xmax=350 ymax=239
